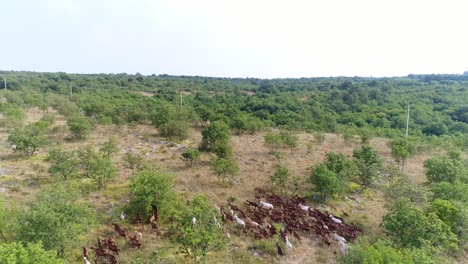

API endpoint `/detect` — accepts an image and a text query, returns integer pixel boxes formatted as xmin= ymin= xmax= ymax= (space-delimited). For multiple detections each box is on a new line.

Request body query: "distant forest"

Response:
xmin=1 ymin=71 xmax=467 ymax=149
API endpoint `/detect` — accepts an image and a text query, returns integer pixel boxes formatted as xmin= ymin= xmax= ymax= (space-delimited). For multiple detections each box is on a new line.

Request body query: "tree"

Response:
xmin=323 ymin=151 xmax=356 ymax=181
xmin=89 ymin=156 xmax=116 ymax=190
xmin=381 ymin=199 xmax=458 ymax=250
xmin=18 ymin=182 xmax=95 ymax=258
xmin=181 ymin=148 xmax=201 ymax=167
xmin=0 ymin=242 xmax=65 ymax=264
xmin=309 ymin=163 xmax=341 ymax=202
xmin=47 ymin=148 xmax=78 ymax=181
xmin=270 ymin=165 xmax=289 ymax=192
xmin=390 ymin=138 xmax=410 ymax=171
xmin=126 ymin=169 xmax=177 ymax=222
xmin=67 ymin=114 xmax=91 ymax=140
xmin=423 ymin=156 xmax=462 ymax=183
xmin=199 ymin=121 xmax=231 ymax=152
xmin=211 ymin=157 xmax=239 ymax=183
xmin=171 ymin=195 xmax=225 ymax=264
xmin=0 ymin=199 xmax=19 ymax=243
xmin=353 ymin=145 xmax=381 ymax=188
xmin=76 ymin=145 xmax=99 ymax=178
xmin=122 ymin=151 xmax=145 ymax=176
xmin=8 ymin=124 xmax=46 ymax=156
xmin=99 ymin=137 xmax=119 ymax=158
xmin=280 ymin=131 xmax=298 ymax=153
xmin=159 ymin=120 xmax=190 ymax=142
xmin=264 ymin=133 xmax=282 ymax=153
xmin=428 ymin=199 xmax=460 ymax=234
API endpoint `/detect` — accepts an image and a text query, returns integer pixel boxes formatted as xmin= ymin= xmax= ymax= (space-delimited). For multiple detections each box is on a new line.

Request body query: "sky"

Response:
xmin=1 ymin=0 xmax=467 ymax=78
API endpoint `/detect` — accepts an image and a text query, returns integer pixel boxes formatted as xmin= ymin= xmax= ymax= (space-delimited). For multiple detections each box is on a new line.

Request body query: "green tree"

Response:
xmin=0 ymin=199 xmax=19 ymax=243
xmin=18 ymin=182 xmax=95 ymax=258
xmin=89 ymin=156 xmax=116 ymax=190
xmin=181 ymin=148 xmax=201 ymax=167
xmin=126 ymin=169 xmax=177 ymax=222
xmin=8 ymin=124 xmax=46 ymax=156
xmin=99 ymin=137 xmax=119 ymax=158
xmin=159 ymin=120 xmax=190 ymax=142
xmin=211 ymin=157 xmax=239 ymax=183
xmin=353 ymin=145 xmax=381 ymax=188
xmin=309 ymin=163 xmax=341 ymax=202
xmin=324 ymin=151 xmax=356 ymax=181
xmin=381 ymin=199 xmax=458 ymax=250
xmin=390 ymin=138 xmax=410 ymax=171
xmin=199 ymin=121 xmax=231 ymax=152
xmin=428 ymin=199 xmax=460 ymax=234
xmin=76 ymin=145 xmax=99 ymax=178
xmin=67 ymin=114 xmax=91 ymax=140
xmin=423 ymin=156 xmax=463 ymax=183
xmin=280 ymin=131 xmax=298 ymax=153
xmin=171 ymin=195 xmax=225 ymax=264
xmin=46 ymin=148 xmax=78 ymax=181
xmin=0 ymin=242 xmax=65 ymax=264
xmin=122 ymin=151 xmax=145 ymax=176
xmin=270 ymin=165 xmax=289 ymax=192
xmin=264 ymin=133 xmax=282 ymax=153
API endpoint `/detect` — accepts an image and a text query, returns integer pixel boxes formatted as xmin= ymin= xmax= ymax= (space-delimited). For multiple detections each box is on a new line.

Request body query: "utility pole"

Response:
xmin=405 ymin=102 xmax=410 ymax=139
xmin=180 ymin=91 xmax=183 ymax=109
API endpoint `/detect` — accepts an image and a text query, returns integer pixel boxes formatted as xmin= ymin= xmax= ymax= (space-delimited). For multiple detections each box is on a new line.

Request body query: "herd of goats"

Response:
xmin=82 ymin=188 xmax=361 ymax=263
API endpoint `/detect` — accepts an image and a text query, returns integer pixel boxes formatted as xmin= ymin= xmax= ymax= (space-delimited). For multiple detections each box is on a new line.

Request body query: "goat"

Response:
xmin=120 ymin=211 xmax=126 ymax=222
xmin=234 ymin=214 xmax=245 ymax=227
xmin=329 ymin=214 xmax=343 ymax=224
xmin=298 ymin=203 xmax=310 ymax=212
xmin=83 ymin=256 xmax=91 ymax=264
xmin=285 ymin=236 xmax=293 ymax=251
xmin=259 ymin=200 xmax=274 ymax=210
xmin=333 ymin=232 xmax=347 ymax=243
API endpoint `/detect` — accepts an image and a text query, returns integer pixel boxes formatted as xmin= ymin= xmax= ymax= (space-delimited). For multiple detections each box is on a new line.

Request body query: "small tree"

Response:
xmin=199 ymin=121 xmax=231 ymax=152
xmin=89 ymin=156 xmax=116 ymax=190
xmin=47 ymin=148 xmax=78 ymax=181
xmin=353 ymin=145 xmax=381 ymax=189
xmin=18 ymin=182 xmax=95 ymax=258
xmin=211 ymin=157 xmax=239 ymax=183
xmin=76 ymin=145 xmax=99 ymax=178
xmin=280 ymin=131 xmax=298 ymax=153
xmin=423 ymin=156 xmax=462 ymax=183
xmin=390 ymin=138 xmax=410 ymax=171
xmin=313 ymin=132 xmax=325 ymax=144
xmin=126 ymin=169 xmax=177 ymax=222
xmin=181 ymin=148 xmax=201 ymax=167
xmin=99 ymin=137 xmax=119 ymax=158
xmin=67 ymin=114 xmax=91 ymax=140
xmin=264 ymin=133 xmax=282 ymax=153
xmin=270 ymin=165 xmax=289 ymax=192
xmin=160 ymin=120 xmax=190 ymax=142
xmin=309 ymin=163 xmax=341 ymax=202
xmin=122 ymin=151 xmax=145 ymax=176
xmin=172 ymin=195 xmax=225 ymax=264
xmin=8 ymin=125 xmax=46 ymax=156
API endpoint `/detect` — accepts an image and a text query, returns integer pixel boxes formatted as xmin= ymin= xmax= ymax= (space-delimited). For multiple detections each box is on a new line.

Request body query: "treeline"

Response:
xmin=0 ymin=71 xmax=467 ymax=147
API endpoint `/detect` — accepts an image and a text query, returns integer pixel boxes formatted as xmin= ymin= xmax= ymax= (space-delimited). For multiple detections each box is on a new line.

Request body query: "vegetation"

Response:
xmin=0 ymin=71 xmax=467 ymax=263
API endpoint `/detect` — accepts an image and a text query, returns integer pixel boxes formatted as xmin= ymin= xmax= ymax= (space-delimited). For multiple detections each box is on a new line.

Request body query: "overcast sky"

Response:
xmin=1 ymin=0 xmax=467 ymax=78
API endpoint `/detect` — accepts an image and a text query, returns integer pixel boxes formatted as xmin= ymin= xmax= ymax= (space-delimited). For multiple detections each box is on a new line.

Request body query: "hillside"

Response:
xmin=0 ymin=72 xmax=466 ymax=264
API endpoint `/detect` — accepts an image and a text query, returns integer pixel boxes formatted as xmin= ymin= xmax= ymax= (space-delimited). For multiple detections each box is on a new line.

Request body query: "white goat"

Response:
xmin=120 ymin=211 xmax=125 ymax=222
xmin=329 ymin=214 xmax=343 ymax=224
xmin=234 ymin=214 xmax=245 ymax=227
xmin=259 ymin=200 xmax=274 ymax=210
xmin=298 ymin=203 xmax=309 ymax=212
xmin=333 ymin=232 xmax=347 ymax=243
xmin=285 ymin=236 xmax=293 ymax=251
xmin=84 ymin=257 xmax=91 ymax=264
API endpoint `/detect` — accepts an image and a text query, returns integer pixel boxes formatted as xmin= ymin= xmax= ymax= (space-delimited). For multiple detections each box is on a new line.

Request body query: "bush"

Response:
xmin=181 ymin=148 xmax=201 ymax=167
